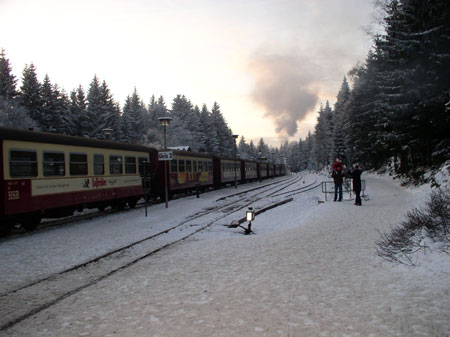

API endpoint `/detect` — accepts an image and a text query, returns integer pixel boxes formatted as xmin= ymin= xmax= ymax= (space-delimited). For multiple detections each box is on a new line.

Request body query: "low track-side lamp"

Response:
xmin=245 ymin=207 xmax=255 ymax=235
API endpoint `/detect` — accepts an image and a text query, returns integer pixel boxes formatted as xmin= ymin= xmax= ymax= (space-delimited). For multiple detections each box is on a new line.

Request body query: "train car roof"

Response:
xmin=171 ymin=149 xmax=213 ymax=159
xmin=0 ymin=126 xmax=154 ymax=153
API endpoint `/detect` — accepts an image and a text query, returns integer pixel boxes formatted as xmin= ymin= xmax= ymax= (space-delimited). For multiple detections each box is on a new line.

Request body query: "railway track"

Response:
xmin=0 ymin=175 xmax=300 ymax=297
xmin=0 ymin=176 xmax=296 ymax=239
xmin=0 ymin=173 xmax=312 ymax=332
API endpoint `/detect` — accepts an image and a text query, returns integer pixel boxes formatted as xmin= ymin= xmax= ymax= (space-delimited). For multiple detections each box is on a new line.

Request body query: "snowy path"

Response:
xmin=2 ymin=175 xmax=449 ymax=336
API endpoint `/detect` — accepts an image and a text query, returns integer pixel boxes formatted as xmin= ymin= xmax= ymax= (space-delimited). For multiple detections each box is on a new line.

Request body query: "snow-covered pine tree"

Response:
xmin=84 ymin=76 xmax=102 ymax=137
xmin=374 ymin=0 xmax=450 ymax=170
xmin=146 ymin=95 xmax=167 ymax=145
xmin=0 ymin=49 xmax=35 ymax=129
xmin=40 ymin=74 xmax=68 ymax=133
xmin=332 ymin=77 xmax=351 ymax=166
xmin=211 ymin=102 xmax=234 ymax=156
xmin=238 ymin=136 xmax=250 ymax=159
xmin=248 ymin=140 xmax=258 ymax=160
xmin=98 ymin=80 xmax=121 ymax=141
xmin=256 ymin=138 xmax=271 ymax=159
xmin=85 ymin=76 xmax=120 ymax=140
xmin=19 ymin=63 xmax=42 ymax=126
xmin=312 ymin=102 xmax=333 ymax=170
xmin=348 ymin=50 xmax=387 ymax=169
xmin=189 ymin=105 xmax=204 ymax=151
xmin=199 ymin=104 xmax=215 ymax=153
xmin=67 ymin=86 xmax=87 ymax=136
xmin=121 ymin=88 xmax=147 ymax=144
xmin=0 ymin=96 xmax=36 ymax=129
xmin=0 ymin=49 xmax=18 ymax=100
xmin=168 ymin=95 xmax=195 ymax=148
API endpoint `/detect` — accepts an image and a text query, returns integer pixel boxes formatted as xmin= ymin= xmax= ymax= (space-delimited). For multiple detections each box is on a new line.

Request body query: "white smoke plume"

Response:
xmin=248 ymin=51 xmax=319 ymax=136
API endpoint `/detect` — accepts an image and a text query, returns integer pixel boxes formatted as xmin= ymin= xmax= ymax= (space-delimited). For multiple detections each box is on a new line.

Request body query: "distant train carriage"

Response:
xmin=268 ymin=163 xmax=274 ymax=178
xmin=280 ymin=164 xmax=286 ymax=176
xmin=242 ymin=159 xmax=258 ymax=182
xmin=259 ymin=162 xmax=269 ymax=180
xmin=151 ymin=150 xmax=214 ymax=198
xmin=213 ymin=156 xmax=241 ymax=187
xmin=0 ymin=126 xmax=150 ymax=231
xmin=274 ymin=164 xmax=281 ymax=176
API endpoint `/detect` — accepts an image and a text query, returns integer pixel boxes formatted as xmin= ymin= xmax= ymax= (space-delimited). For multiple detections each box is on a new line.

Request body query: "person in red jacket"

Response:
xmin=332 ymin=158 xmax=343 ymax=172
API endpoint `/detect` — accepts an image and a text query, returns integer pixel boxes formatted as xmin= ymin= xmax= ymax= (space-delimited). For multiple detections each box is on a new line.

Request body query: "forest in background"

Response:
xmin=1 ymin=0 xmax=449 ymax=176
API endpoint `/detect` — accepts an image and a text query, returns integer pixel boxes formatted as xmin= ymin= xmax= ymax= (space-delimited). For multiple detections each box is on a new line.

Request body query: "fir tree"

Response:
xmin=332 ymin=77 xmax=351 ymax=165
xmin=122 ymin=88 xmax=147 ymax=143
xmin=0 ymin=49 xmax=18 ymax=100
xmin=312 ymin=102 xmax=333 ymax=169
xmin=67 ymin=86 xmax=87 ymax=136
xmin=20 ymin=63 xmax=42 ymax=125
xmin=0 ymin=96 xmax=36 ymax=129
xmin=40 ymin=74 xmax=65 ymax=132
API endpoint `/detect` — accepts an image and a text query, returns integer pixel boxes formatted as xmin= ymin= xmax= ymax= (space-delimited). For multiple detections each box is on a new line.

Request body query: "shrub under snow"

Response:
xmin=376 ymin=187 xmax=450 ymax=266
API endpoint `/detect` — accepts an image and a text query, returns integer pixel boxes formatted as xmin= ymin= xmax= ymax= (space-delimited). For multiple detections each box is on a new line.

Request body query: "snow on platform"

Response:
xmin=1 ymin=173 xmax=449 ymax=337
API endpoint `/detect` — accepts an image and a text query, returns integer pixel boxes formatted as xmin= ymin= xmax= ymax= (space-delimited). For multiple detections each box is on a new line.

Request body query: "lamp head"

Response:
xmin=246 ymin=207 xmax=255 ymax=222
xmin=158 ymin=117 xmax=173 ymax=126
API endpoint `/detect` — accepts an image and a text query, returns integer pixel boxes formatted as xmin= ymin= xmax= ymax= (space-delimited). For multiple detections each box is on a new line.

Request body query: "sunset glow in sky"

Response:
xmin=1 ymin=0 xmax=376 ymax=146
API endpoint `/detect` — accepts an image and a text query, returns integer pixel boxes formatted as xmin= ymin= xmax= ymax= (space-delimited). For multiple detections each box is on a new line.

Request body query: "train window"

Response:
xmin=9 ymin=150 xmax=38 ymax=177
xmin=94 ymin=154 xmax=105 ymax=175
xmin=170 ymin=159 xmax=178 ymax=173
xmin=198 ymin=161 xmax=203 ymax=172
xmin=125 ymin=156 xmax=137 ymax=174
xmin=193 ymin=160 xmax=197 ymax=172
xmin=179 ymin=160 xmax=185 ymax=173
xmin=70 ymin=153 xmax=88 ymax=175
xmin=43 ymin=152 xmax=65 ymax=176
xmin=207 ymin=161 xmax=212 ymax=172
xmin=186 ymin=160 xmax=192 ymax=172
xmin=110 ymin=155 xmax=123 ymax=174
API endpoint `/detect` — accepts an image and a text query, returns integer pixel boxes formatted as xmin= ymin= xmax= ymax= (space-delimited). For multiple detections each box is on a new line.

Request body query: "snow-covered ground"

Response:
xmin=1 ymin=172 xmax=449 ymax=336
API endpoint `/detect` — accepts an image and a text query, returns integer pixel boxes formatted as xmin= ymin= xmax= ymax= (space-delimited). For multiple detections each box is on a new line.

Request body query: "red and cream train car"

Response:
xmin=149 ymin=149 xmax=215 ymax=198
xmin=0 ymin=127 xmax=150 ymax=231
xmin=0 ymin=127 xmax=287 ymax=233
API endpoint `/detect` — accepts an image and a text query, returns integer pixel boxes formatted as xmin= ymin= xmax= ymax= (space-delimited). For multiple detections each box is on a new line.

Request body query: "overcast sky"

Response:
xmin=0 ymin=0 xmax=376 ymax=146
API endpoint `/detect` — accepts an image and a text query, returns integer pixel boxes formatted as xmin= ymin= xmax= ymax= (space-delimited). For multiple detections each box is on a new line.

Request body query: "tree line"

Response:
xmin=0 ymin=52 xmax=261 ymax=158
xmin=1 ymin=0 xmax=449 ymax=173
xmin=286 ymin=0 xmax=449 ymax=174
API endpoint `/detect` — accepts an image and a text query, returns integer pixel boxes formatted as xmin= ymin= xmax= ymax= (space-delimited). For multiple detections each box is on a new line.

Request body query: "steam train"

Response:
xmin=0 ymin=126 xmax=286 ymax=233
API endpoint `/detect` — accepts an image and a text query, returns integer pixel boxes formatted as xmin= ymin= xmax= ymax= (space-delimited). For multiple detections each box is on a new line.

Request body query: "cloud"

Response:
xmin=248 ymin=51 xmax=319 ymax=136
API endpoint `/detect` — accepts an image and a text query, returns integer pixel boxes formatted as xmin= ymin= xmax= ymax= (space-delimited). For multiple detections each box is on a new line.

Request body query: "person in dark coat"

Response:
xmin=348 ymin=164 xmax=362 ymax=205
xmin=332 ymin=166 xmax=344 ymax=201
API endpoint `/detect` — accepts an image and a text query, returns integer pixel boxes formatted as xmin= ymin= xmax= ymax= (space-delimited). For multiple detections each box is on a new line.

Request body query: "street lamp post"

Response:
xmin=158 ymin=117 xmax=172 ymax=208
xmin=271 ymin=151 xmax=275 ymax=179
xmin=102 ymin=128 xmax=113 ymax=140
xmin=258 ymin=150 xmax=262 ymax=183
xmin=232 ymin=134 xmax=239 ymax=189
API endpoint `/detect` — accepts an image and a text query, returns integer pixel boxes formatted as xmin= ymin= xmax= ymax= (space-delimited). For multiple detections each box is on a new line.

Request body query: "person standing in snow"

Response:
xmin=332 ymin=165 xmax=344 ymax=202
xmin=332 ymin=158 xmax=343 ymax=172
xmin=348 ymin=164 xmax=363 ymax=205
